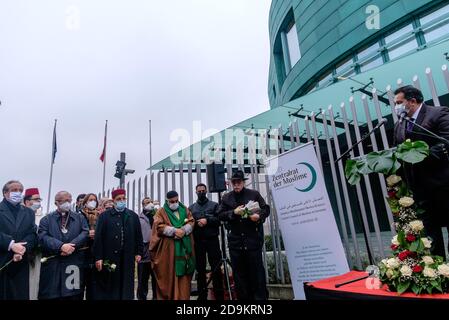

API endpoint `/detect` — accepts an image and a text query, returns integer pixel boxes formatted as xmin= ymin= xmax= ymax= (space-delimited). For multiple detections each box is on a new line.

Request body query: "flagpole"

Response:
xmin=46 ymin=119 xmax=57 ymax=214
xmin=102 ymin=120 xmax=108 ymax=197
xmin=149 ymin=120 xmax=152 ymax=170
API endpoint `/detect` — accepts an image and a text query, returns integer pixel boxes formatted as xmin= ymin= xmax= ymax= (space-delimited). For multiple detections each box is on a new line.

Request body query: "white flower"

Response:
xmin=437 ymin=264 xmax=449 ymax=277
xmin=386 ymin=258 xmax=400 ymax=269
xmin=409 ymin=220 xmax=424 ymax=233
xmin=423 ymin=266 xmax=437 ymax=278
xmin=386 ymin=269 xmax=394 ymax=279
xmin=400 ymin=265 xmax=413 ymax=277
xmin=391 ymin=235 xmax=400 ymax=246
xmin=245 ymin=200 xmax=260 ymax=213
xmin=381 ymin=259 xmax=388 ymax=266
xmin=110 ymin=264 xmax=117 ymax=271
xmin=399 ymin=197 xmax=414 ymax=207
xmin=422 ymin=237 xmax=432 ymax=249
xmin=386 ymin=175 xmax=402 ymax=187
xmin=422 ymin=256 xmax=434 ymax=265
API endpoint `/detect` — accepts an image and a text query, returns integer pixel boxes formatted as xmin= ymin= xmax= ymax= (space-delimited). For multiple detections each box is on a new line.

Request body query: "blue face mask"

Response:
xmin=115 ymin=201 xmax=126 ymax=212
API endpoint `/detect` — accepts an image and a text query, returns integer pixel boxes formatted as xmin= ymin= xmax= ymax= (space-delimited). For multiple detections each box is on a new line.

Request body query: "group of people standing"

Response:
xmin=0 ymin=169 xmax=270 ymax=300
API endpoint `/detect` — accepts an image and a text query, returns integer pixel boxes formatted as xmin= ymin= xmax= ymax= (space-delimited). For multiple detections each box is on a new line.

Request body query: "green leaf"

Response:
xmin=395 ymin=140 xmax=430 ymax=164
xmin=397 ymin=230 xmax=406 ymax=247
xmin=366 ymin=150 xmax=396 ymax=174
xmin=409 ymin=240 xmax=419 ymax=252
xmin=409 ymin=239 xmax=424 ymax=253
xmin=411 ymin=283 xmax=420 ymax=295
xmin=396 ymin=181 xmax=410 ymax=198
xmin=397 ymin=281 xmax=410 ymax=294
xmin=345 ymin=159 xmax=361 ymax=185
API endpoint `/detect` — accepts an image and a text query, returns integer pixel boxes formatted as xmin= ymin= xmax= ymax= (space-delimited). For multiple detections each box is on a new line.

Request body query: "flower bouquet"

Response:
xmin=103 ymin=260 xmax=117 ymax=272
xmin=378 ymin=174 xmax=449 ymax=294
xmin=345 ymin=139 xmax=449 ymax=295
xmin=241 ymin=201 xmax=260 ymax=219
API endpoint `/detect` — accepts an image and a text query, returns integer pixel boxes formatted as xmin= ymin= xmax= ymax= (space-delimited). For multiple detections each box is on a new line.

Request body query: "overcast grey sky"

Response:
xmin=0 ymin=0 xmax=271 ymax=208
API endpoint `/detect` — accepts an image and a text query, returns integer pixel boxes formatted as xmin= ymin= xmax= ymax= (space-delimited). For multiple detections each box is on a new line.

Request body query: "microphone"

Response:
xmin=376 ymin=118 xmax=388 ymax=128
xmin=399 ymin=111 xmax=408 ymax=124
xmin=335 ymin=118 xmax=388 ymax=163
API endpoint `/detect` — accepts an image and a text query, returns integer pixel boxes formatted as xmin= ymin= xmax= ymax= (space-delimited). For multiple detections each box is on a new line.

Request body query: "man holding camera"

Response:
xmin=218 ymin=170 xmax=270 ymax=300
xmin=189 ymin=183 xmax=223 ymax=300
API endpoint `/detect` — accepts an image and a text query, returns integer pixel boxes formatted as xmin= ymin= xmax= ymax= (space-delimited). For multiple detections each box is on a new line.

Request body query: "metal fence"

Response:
xmin=101 ymin=63 xmax=449 ymax=284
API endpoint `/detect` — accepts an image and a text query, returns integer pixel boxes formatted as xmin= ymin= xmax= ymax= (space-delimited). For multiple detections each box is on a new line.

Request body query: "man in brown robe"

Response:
xmin=149 ymin=190 xmax=195 ymax=300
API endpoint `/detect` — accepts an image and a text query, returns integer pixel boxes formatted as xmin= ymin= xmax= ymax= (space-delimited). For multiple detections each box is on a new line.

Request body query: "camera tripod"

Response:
xmin=204 ymin=222 xmax=234 ymax=300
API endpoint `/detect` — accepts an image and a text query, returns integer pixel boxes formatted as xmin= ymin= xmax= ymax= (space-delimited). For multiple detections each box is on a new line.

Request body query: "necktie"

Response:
xmin=406 ymin=118 xmax=415 ymax=132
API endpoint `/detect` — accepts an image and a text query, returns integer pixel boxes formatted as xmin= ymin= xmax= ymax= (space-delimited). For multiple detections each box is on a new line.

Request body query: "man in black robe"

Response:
xmin=93 ymin=188 xmax=143 ymax=300
xmin=38 ymin=191 xmax=89 ymax=300
xmin=0 ymin=180 xmax=37 ymax=300
xmin=218 ymin=170 xmax=270 ymax=300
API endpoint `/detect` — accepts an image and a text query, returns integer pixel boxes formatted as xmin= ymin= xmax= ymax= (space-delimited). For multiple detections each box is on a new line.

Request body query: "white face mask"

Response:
xmin=8 ymin=191 xmax=23 ymax=205
xmin=86 ymin=201 xmax=97 ymax=210
xmin=169 ymin=203 xmax=179 ymax=211
xmin=58 ymin=201 xmax=72 ymax=213
xmin=31 ymin=201 xmax=42 ymax=211
xmin=145 ymin=203 xmax=154 ymax=211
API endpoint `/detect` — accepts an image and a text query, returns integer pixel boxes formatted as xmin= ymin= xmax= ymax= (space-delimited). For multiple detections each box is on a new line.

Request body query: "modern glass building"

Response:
xmin=268 ymin=0 xmax=449 ymax=108
xmin=147 ymin=0 xmax=449 ymax=267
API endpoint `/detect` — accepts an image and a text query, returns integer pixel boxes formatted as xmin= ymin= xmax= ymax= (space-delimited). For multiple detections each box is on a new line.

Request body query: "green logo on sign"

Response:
xmin=295 ymin=162 xmax=317 ymax=192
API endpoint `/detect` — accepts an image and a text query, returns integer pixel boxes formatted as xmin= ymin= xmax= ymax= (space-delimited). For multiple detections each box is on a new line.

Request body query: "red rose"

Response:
xmin=413 ymin=265 xmax=423 ymax=273
xmin=388 ymin=190 xmax=397 ymax=198
xmin=406 ymin=234 xmax=416 ymax=242
xmin=391 ymin=244 xmax=399 ymax=251
xmin=398 ymin=251 xmax=410 ymax=261
xmin=409 ymin=251 xmax=417 ymax=258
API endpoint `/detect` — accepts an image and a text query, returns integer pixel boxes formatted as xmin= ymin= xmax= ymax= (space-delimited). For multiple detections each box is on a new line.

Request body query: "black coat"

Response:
xmin=93 ymin=208 xmax=144 ymax=300
xmin=38 ymin=210 xmax=89 ymax=299
xmin=189 ymin=199 xmax=220 ymax=239
xmin=394 ymin=104 xmax=449 ymax=223
xmin=218 ymin=188 xmax=270 ymax=251
xmin=0 ymin=199 xmax=37 ymax=300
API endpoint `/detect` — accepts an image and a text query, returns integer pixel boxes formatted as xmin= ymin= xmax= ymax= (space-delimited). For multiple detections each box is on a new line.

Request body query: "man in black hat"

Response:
xmin=217 ymin=170 xmax=270 ymax=300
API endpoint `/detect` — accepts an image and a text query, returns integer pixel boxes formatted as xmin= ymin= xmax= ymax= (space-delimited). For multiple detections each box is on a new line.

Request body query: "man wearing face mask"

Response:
xmin=93 ymin=189 xmax=143 ymax=300
xmin=136 ymin=197 xmax=157 ymax=300
xmin=150 ymin=190 xmax=195 ymax=300
xmin=393 ymin=85 xmax=449 ymax=259
xmin=218 ymin=170 xmax=270 ymax=300
xmin=38 ymin=191 xmax=89 ymax=300
xmin=0 ymin=180 xmax=38 ymax=300
xmin=23 ymin=188 xmax=43 ymax=300
xmin=188 ymin=183 xmax=223 ymax=300
xmin=75 ymin=194 xmax=86 ymax=214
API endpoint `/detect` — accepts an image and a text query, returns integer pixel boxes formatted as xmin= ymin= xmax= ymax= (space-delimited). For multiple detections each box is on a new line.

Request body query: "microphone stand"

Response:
xmin=335 ymin=119 xmax=387 ymax=163
xmin=402 ymin=116 xmax=449 ymax=146
xmin=205 ymin=191 xmax=234 ymax=300
xmin=335 ymin=270 xmax=374 ymax=288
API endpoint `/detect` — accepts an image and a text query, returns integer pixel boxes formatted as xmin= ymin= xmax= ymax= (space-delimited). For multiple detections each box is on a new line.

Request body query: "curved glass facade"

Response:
xmin=268 ymin=0 xmax=449 ymax=108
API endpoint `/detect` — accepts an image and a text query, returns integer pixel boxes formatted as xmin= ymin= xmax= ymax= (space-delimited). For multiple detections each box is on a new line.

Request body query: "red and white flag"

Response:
xmin=100 ymin=120 xmax=107 ymax=162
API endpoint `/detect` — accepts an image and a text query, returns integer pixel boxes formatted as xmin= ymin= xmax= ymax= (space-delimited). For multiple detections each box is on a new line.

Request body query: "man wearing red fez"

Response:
xmin=24 ymin=188 xmax=42 ymax=214
xmin=23 ymin=187 xmax=43 ymax=300
xmin=93 ymin=188 xmax=143 ymax=300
